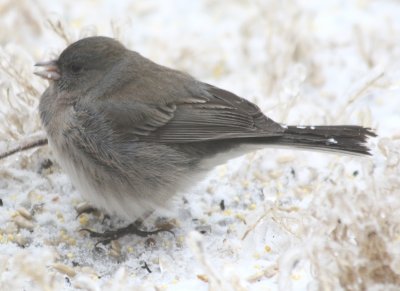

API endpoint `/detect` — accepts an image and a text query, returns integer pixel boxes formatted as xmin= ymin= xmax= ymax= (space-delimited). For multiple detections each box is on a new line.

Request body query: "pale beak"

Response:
xmin=34 ymin=60 xmax=61 ymax=81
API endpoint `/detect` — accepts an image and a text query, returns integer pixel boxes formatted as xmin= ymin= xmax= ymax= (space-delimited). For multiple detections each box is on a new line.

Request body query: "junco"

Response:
xmin=35 ymin=36 xmax=375 ymax=240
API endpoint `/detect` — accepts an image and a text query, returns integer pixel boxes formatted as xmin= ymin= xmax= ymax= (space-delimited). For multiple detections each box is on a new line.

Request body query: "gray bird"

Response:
xmin=35 ymin=36 xmax=375 ymax=241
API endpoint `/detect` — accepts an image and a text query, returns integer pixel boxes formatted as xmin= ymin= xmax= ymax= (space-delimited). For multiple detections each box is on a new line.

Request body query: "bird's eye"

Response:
xmin=70 ymin=63 xmax=84 ymax=73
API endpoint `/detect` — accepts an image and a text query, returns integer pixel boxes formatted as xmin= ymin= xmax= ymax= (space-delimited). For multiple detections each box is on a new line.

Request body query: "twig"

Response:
xmin=46 ymin=19 xmax=71 ymax=45
xmin=241 ymin=214 xmax=267 ymax=240
xmin=0 ymin=138 xmax=48 ymax=160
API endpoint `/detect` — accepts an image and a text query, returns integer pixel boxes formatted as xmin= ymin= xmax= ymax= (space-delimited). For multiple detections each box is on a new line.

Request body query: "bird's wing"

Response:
xmin=78 ymin=84 xmax=284 ymax=143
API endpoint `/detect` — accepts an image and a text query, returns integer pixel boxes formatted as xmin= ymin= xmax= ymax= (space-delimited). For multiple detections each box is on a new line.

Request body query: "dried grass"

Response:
xmin=0 ymin=1 xmax=399 ymax=290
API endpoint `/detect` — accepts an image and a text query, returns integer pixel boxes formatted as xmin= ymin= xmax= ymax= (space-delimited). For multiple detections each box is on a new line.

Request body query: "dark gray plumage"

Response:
xmin=35 ymin=36 xmax=376 ymax=220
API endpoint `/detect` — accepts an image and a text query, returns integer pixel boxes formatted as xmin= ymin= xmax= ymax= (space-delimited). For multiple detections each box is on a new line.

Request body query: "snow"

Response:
xmin=1 ymin=0 xmax=400 ymax=290
xmin=327 ymin=138 xmax=338 ymax=144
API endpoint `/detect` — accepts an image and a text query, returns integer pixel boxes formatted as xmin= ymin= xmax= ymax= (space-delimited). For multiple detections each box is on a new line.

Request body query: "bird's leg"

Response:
xmin=81 ymin=220 xmax=174 ymax=247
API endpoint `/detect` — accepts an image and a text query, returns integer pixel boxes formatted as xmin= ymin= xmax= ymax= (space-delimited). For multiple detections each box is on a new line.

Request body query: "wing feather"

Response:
xmin=77 ymin=83 xmax=284 ymax=143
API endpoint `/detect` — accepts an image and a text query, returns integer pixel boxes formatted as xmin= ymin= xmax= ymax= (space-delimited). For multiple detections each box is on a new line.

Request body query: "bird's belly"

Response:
xmin=47 ymin=137 xmax=209 ymax=221
xmin=47 ymin=137 xmax=163 ymax=220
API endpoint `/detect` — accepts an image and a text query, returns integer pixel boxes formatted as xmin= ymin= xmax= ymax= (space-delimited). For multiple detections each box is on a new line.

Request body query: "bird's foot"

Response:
xmin=80 ymin=221 xmax=175 ymax=247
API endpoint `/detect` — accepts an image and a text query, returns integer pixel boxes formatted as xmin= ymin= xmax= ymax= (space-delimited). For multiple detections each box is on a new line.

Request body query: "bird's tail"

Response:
xmin=269 ymin=125 xmax=376 ymax=155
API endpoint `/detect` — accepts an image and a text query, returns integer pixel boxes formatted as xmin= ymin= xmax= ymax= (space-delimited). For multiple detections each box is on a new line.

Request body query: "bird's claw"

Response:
xmin=80 ymin=223 xmax=175 ymax=247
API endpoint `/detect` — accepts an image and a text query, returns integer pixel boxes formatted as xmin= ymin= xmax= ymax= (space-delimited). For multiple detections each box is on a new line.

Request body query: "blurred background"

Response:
xmin=1 ymin=1 xmax=400 ymax=290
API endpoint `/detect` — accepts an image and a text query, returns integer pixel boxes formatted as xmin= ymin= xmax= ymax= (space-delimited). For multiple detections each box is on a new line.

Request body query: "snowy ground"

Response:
xmin=0 ymin=0 xmax=400 ymax=290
